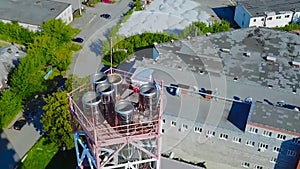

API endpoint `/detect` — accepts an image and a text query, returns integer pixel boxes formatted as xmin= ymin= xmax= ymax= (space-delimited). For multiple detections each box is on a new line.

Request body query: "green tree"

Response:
xmin=11 ymin=56 xmax=47 ymax=99
xmin=0 ymin=89 xmax=23 ymax=128
xmin=41 ymin=19 xmax=80 ymax=44
xmin=41 ymin=91 xmax=74 ymax=150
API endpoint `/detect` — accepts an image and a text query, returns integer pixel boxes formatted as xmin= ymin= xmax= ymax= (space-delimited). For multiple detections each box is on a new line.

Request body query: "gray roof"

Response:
xmin=0 ymin=0 xmax=71 ymax=26
xmin=250 ymin=101 xmax=300 ymax=133
xmin=0 ymin=45 xmax=26 ymax=85
xmin=128 ymin=27 xmax=300 ymax=134
xmin=238 ymin=0 xmax=300 ymax=17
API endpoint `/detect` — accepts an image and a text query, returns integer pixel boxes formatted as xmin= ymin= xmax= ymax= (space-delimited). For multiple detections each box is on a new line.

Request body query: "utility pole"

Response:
xmin=78 ymin=0 xmax=82 ymax=15
xmin=110 ymin=37 xmax=113 ymax=74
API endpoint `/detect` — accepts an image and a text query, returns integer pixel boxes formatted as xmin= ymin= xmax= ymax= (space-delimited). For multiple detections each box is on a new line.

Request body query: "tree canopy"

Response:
xmin=41 ymin=91 xmax=74 ymax=150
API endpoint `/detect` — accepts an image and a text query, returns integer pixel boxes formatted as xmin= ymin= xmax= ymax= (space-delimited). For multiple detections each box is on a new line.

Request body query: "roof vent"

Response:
xmin=266 ymin=56 xmax=276 ymax=62
xmin=220 ymin=48 xmax=230 ymax=53
xmin=35 ymin=1 xmax=41 ymax=5
xmin=291 ymin=61 xmax=300 ymax=67
xmin=50 ymin=8 xmax=56 ymax=11
xmin=243 ymin=52 xmax=251 ymax=57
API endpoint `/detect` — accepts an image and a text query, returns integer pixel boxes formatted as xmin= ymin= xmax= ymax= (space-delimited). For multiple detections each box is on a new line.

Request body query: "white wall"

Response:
xmin=249 ymin=16 xmax=265 ymax=27
xmin=55 ymin=5 xmax=73 ymax=25
xmin=264 ymin=12 xmax=293 ymax=28
xmin=0 ymin=19 xmax=40 ymax=32
xmin=234 ymin=4 xmax=251 ymax=28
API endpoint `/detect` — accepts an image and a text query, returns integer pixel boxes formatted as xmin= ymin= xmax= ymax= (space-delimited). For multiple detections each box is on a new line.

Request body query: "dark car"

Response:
xmin=13 ymin=119 xmax=26 ymax=130
xmin=72 ymin=37 xmax=84 ymax=43
xmin=100 ymin=14 xmax=111 ymax=19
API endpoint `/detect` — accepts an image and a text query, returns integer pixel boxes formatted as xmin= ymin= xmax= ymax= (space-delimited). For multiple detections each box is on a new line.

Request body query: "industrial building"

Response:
xmin=234 ymin=0 xmax=300 ymax=28
xmin=0 ymin=0 xmax=73 ymax=32
xmin=117 ymin=27 xmax=300 ymax=169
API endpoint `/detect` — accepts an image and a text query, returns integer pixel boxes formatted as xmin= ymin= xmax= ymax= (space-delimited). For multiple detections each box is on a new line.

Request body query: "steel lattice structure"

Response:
xmin=67 ymin=68 xmax=163 ymax=169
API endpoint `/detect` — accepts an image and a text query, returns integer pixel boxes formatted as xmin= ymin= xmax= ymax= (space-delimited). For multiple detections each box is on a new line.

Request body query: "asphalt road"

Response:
xmin=69 ymin=0 xmax=132 ymax=77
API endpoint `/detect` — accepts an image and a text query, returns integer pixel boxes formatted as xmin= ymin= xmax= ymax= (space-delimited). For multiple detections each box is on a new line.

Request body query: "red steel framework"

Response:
xmin=67 ymin=68 xmax=163 ymax=169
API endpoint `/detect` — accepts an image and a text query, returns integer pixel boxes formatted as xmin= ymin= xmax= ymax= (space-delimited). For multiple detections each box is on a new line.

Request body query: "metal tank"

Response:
xmin=115 ymin=101 xmax=134 ymax=125
xmin=81 ymin=91 xmax=104 ymax=125
xmin=90 ymin=72 xmax=107 ymax=90
xmin=96 ymin=82 xmax=116 ymax=126
xmin=138 ymin=83 xmax=158 ymax=118
xmin=107 ymin=73 xmax=123 ymax=100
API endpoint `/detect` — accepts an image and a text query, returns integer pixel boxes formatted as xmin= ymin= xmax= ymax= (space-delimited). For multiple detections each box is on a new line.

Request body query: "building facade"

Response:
xmin=234 ymin=0 xmax=300 ymax=28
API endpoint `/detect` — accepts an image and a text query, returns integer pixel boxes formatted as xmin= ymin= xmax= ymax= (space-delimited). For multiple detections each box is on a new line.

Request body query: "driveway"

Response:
xmin=69 ymin=0 xmax=132 ymax=77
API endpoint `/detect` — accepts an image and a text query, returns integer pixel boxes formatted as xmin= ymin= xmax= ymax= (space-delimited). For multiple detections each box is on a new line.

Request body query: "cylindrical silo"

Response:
xmin=90 ymin=72 xmax=108 ymax=90
xmin=81 ymin=91 xmax=104 ymax=125
xmin=96 ymin=82 xmax=116 ymax=126
xmin=139 ymin=83 xmax=158 ymax=119
xmin=107 ymin=73 xmax=123 ymax=100
xmin=115 ymin=101 xmax=134 ymax=125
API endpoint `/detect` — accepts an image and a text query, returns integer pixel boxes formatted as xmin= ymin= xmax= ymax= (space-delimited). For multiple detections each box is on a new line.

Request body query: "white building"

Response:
xmin=0 ymin=0 xmax=73 ymax=32
xmin=234 ymin=0 xmax=300 ymax=28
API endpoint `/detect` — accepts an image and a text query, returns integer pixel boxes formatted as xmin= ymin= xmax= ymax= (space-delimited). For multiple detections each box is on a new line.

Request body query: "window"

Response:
xmin=162 ymin=119 xmax=165 ymax=124
xmin=258 ymin=142 xmax=269 ymax=150
xmin=276 ymin=134 xmax=286 ymax=140
xmin=262 ymin=130 xmax=272 ymax=137
xmin=171 ymin=121 xmax=176 ymax=127
xmin=182 ymin=124 xmax=188 ymax=129
xmin=219 ymin=133 xmax=229 ymax=140
xmin=270 ymin=157 xmax=277 ymax=163
xmin=287 ymin=150 xmax=297 ymax=156
xmin=276 ymin=16 xmax=281 ymax=19
xmin=233 ymin=137 xmax=242 ymax=143
xmin=206 ymin=130 xmax=215 ymax=137
xmin=285 ymin=15 xmax=290 ymax=18
xmin=292 ymin=138 xmax=300 ymax=144
xmin=249 ymin=127 xmax=258 ymax=134
xmin=246 ymin=140 xmax=255 ymax=147
xmin=273 ymin=146 xmax=281 ymax=153
xmin=261 ymin=18 xmax=264 ymax=21
xmin=267 ymin=17 xmax=272 ymax=20
xmin=241 ymin=162 xmax=250 ymax=168
xmin=254 ymin=165 xmax=263 ymax=169
xmin=253 ymin=19 xmax=256 ymax=22
xmin=194 ymin=126 xmax=202 ymax=133
xmin=161 ymin=129 xmax=165 ymax=134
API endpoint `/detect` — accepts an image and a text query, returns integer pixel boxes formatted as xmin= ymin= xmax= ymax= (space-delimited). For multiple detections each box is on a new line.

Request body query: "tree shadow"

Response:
xmin=0 ymin=130 xmax=20 ymax=169
xmin=45 ymin=148 xmax=77 ymax=169
xmin=89 ymin=39 xmax=102 ymax=57
xmin=212 ymin=6 xmax=239 ymax=29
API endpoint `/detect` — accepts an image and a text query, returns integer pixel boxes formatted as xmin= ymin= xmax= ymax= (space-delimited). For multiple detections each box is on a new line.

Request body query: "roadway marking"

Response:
xmin=88 ymin=15 xmax=97 ymax=24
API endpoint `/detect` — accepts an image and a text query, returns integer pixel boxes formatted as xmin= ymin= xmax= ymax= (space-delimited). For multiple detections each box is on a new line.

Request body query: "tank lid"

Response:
xmin=96 ymin=82 xmax=114 ymax=95
xmin=139 ymin=83 xmax=157 ymax=97
xmin=90 ymin=72 xmax=107 ymax=84
xmin=82 ymin=91 xmax=101 ymax=106
xmin=115 ymin=101 xmax=134 ymax=115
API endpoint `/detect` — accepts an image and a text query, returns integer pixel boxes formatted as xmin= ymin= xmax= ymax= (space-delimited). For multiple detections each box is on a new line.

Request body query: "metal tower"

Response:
xmin=67 ymin=68 xmax=163 ymax=169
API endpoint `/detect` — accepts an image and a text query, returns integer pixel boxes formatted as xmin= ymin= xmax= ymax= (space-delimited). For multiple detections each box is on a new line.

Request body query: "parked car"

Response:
xmin=72 ymin=37 xmax=84 ymax=43
xmin=100 ymin=14 xmax=111 ymax=19
xmin=13 ymin=119 xmax=26 ymax=130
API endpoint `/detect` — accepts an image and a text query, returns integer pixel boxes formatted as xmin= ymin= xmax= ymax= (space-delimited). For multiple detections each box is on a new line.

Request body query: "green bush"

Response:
xmin=275 ymin=23 xmax=300 ymax=31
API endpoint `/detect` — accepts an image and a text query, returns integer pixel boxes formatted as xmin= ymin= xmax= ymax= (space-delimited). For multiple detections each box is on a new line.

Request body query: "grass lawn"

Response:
xmin=18 ymin=137 xmax=77 ymax=169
